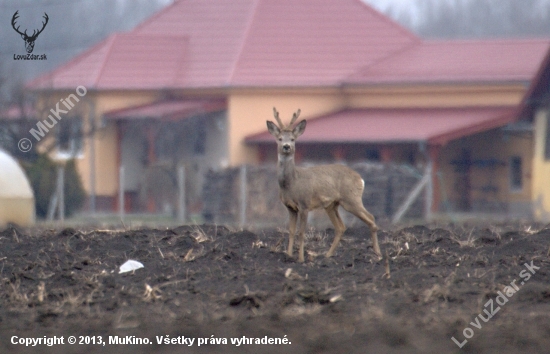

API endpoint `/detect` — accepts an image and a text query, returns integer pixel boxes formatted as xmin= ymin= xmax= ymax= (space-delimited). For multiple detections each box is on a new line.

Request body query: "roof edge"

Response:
xmin=428 ymin=107 xmax=519 ymax=145
xmin=245 ymin=105 xmax=521 ymax=144
xmin=352 ymin=0 xmax=420 ymax=43
xmin=132 ymin=0 xmax=181 ymax=32
xmin=26 ymin=33 xmax=118 ymax=90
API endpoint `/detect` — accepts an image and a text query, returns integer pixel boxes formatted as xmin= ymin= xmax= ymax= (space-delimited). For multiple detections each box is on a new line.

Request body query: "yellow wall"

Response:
xmin=439 ymin=129 xmax=533 ymax=213
xmin=79 ymin=91 xmax=158 ymax=196
xmin=226 ymin=83 xmax=527 ymax=166
xmin=532 ymin=110 xmax=550 ymax=221
xmin=227 ymin=88 xmax=346 ymax=165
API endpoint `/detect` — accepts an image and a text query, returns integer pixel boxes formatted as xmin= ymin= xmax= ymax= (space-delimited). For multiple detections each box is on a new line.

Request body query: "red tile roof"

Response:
xmin=246 ymin=106 xmax=518 ymax=145
xmin=29 ymin=0 xmax=418 ymax=90
xmin=27 ymin=0 xmax=550 ymax=91
xmin=29 ymin=34 xmax=188 ymax=89
xmin=228 ymin=0 xmax=419 ymax=86
xmin=347 ymin=40 xmax=550 ymax=84
xmin=104 ymin=99 xmax=226 ymax=120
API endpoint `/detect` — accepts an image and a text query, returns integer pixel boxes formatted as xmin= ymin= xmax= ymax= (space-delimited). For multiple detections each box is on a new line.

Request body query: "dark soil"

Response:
xmin=1 ymin=222 xmax=550 ymax=353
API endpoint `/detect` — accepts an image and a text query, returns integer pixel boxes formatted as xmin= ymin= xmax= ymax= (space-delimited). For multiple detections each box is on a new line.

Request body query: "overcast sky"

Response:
xmin=364 ymin=0 xmax=407 ymax=12
xmin=363 ymin=0 xmax=422 ymax=26
xmin=364 ymin=0 xmax=550 ymax=35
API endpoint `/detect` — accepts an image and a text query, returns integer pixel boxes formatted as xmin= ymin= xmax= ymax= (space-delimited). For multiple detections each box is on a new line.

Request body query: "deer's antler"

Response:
xmin=273 ymin=107 xmax=284 ymax=129
xmin=289 ymin=109 xmax=301 ymax=127
xmin=273 ymin=107 xmax=301 ymax=129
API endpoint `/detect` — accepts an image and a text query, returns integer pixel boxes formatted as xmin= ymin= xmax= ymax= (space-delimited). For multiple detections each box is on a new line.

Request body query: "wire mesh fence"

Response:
xmin=201 ymin=162 xmax=425 ymax=227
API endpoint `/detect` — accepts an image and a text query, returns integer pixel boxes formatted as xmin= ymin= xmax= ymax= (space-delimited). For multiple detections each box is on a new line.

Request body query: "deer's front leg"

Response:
xmin=297 ymin=210 xmax=308 ymax=263
xmin=287 ymin=207 xmax=298 ymax=257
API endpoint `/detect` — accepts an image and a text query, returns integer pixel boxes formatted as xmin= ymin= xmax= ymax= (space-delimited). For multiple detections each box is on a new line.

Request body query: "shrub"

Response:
xmin=21 ymin=154 xmax=86 ymax=218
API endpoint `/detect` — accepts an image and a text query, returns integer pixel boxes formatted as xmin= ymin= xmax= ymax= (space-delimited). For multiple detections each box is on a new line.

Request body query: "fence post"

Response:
xmin=89 ymin=101 xmax=96 ymax=214
xmin=424 ymin=161 xmax=433 ymax=221
xmin=177 ymin=164 xmax=186 ymax=224
xmin=119 ymin=165 xmax=125 ymax=222
xmin=239 ymin=165 xmax=247 ymax=227
xmin=47 ymin=194 xmax=58 ymax=222
xmin=56 ymin=166 xmax=65 ymax=223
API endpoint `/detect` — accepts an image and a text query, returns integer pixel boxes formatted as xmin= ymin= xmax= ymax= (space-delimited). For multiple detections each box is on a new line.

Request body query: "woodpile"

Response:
xmin=202 ymin=167 xmax=241 ymax=224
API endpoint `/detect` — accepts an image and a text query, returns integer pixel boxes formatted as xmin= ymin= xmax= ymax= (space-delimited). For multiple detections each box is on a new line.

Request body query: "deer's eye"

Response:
xmin=291 ymin=138 xmax=295 ymax=142
xmin=278 ymin=138 xmax=282 ymax=141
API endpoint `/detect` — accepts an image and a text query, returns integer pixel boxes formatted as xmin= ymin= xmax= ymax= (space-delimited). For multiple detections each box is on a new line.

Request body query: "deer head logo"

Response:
xmin=12 ymin=11 xmax=49 ymax=54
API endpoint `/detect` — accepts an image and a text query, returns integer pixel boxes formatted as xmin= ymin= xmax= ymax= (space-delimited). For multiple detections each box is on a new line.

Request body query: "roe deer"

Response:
xmin=267 ymin=108 xmax=381 ymax=262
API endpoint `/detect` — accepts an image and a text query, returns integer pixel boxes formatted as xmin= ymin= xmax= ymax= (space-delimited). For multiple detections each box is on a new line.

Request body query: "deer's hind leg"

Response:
xmin=341 ymin=200 xmax=381 ymax=257
xmin=325 ymin=203 xmax=346 ymax=257
xmin=297 ymin=210 xmax=309 ymax=262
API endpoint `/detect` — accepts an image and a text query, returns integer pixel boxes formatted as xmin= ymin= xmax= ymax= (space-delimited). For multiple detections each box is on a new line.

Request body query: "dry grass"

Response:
xmin=450 ymin=228 xmax=478 ymax=247
xmin=143 ymin=284 xmax=162 ymax=302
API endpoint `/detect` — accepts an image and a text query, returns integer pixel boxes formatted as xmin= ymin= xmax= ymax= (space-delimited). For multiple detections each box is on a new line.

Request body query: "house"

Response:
xmin=26 ymin=0 xmax=550 ymax=221
xmin=518 ymin=49 xmax=550 ymax=221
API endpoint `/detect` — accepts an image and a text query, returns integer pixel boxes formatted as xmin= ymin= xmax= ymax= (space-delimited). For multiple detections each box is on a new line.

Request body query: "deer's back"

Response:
xmin=280 ymin=164 xmax=364 ymax=210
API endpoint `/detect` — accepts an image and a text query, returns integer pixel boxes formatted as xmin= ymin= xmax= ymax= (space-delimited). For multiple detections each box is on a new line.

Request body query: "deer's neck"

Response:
xmin=277 ymin=155 xmax=296 ymax=189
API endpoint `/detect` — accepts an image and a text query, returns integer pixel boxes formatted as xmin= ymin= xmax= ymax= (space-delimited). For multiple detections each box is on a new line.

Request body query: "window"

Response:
xmin=509 ymin=156 xmax=522 ymax=191
xmin=364 ymin=149 xmax=380 ymax=161
xmin=57 ymin=116 xmax=83 ymax=158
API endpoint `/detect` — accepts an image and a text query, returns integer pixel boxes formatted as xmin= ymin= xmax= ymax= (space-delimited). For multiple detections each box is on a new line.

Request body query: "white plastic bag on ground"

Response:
xmin=119 ymin=260 xmax=144 ymax=274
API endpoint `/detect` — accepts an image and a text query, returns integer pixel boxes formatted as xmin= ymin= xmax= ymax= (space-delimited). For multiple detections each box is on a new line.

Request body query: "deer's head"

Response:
xmin=12 ymin=11 xmax=49 ymax=54
xmin=267 ymin=108 xmax=306 ymax=157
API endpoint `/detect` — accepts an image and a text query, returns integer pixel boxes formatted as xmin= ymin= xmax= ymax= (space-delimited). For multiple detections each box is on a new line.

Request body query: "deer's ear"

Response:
xmin=266 ymin=121 xmax=280 ymax=137
xmin=293 ymin=119 xmax=306 ymax=137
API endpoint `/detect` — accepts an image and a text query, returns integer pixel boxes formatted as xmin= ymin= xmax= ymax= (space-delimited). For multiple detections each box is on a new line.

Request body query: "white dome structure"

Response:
xmin=0 ymin=149 xmax=35 ymax=227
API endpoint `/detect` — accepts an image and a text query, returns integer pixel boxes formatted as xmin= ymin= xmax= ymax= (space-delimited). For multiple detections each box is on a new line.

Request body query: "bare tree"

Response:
xmin=0 ymin=0 xmax=171 ymax=85
xmin=373 ymin=0 xmax=550 ymax=38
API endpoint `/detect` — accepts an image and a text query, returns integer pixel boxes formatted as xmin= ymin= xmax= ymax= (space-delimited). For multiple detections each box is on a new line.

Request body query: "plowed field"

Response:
xmin=1 ymin=223 xmax=549 ymax=353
